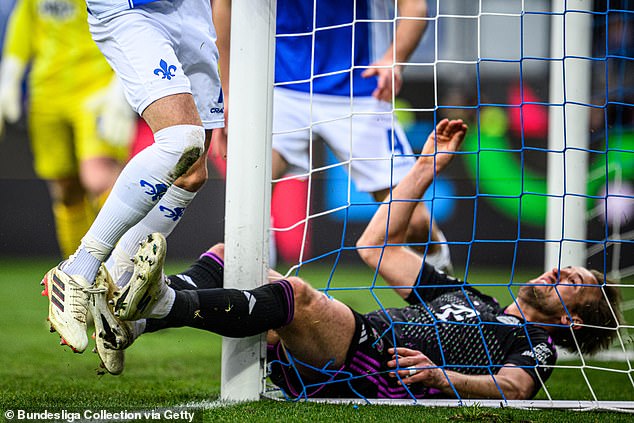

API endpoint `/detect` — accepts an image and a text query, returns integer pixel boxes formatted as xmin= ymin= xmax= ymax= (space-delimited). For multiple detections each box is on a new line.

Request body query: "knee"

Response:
xmin=174 ymin=155 xmax=208 ymax=192
xmin=154 ymin=124 xmax=206 ymax=181
xmin=207 ymin=243 xmax=225 ymax=260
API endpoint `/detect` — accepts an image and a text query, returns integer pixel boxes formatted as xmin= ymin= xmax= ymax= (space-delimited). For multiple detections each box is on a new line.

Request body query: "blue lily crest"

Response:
xmin=154 ymin=59 xmax=177 ymax=80
xmin=160 ymin=206 xmax=185 ymax=222
xmin=140 ymin=180 xmax=168 ymax=201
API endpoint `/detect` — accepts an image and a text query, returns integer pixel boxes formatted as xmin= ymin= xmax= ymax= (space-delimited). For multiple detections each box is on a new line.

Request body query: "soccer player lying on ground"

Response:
xmin=107 ymin=119 xmax=622 ymax=400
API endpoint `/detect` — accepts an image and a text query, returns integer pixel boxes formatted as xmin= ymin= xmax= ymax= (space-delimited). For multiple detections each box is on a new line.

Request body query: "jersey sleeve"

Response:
xmin=503 ymin=326 xmax=557 ymax=398
xmin=405 ymin=263 xmax=466 ymax=305
xmin=2 ymin=0 xmax=33 ymax=63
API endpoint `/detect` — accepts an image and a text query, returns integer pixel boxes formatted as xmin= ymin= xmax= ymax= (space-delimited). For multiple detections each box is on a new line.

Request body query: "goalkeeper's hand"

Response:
xmin=0 ymin=57 xmax=26 ymax=137
xmin=85 ymin=76 xmax=136 ymax=147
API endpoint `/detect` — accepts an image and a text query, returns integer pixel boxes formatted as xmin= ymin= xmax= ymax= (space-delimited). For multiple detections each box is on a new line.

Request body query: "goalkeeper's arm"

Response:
xmin=356 ymin=119 xmax=467 ymax=299
xmin=0 ymin=56 xmax=26 ymax=136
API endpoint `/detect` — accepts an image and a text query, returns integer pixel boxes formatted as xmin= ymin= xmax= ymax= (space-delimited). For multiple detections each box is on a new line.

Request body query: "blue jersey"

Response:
xmin=275 ymin=0 xmax=393 ymax=97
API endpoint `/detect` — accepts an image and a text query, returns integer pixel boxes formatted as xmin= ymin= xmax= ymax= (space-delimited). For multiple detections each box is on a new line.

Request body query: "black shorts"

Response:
xmin=267 ymin=308 xmax=428 ymax=399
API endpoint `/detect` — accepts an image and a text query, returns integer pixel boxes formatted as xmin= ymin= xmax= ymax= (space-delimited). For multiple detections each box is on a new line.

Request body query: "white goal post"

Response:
xmin=545 ymin=0 xmax=593 ymax=271
xmin=221 ymin=0 xmax=276 ymax=402
xmin=220 ymin=0 xmax=634 ymax=411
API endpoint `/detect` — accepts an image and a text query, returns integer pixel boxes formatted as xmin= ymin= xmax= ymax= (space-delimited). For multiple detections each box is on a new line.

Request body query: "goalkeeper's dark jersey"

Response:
xmin=268 ymin=264 xmax=557 ymax=400
xmin=362 ymin=264 xmax=557 ymax=398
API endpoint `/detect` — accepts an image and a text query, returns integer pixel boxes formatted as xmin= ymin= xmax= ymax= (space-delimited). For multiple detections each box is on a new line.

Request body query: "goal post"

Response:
xmin=221 ymin=0 xmax=277 ymax=402
xmin=545 ymin=0 xmax=593 ymax=271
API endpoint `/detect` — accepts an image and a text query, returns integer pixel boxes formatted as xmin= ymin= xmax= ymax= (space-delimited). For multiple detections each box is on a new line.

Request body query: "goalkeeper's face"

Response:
xmin=519 ymin=266 xmax=599 ymax=321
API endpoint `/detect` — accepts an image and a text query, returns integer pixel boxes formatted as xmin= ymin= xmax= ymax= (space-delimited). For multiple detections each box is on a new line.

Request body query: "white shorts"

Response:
xmin=273 ymin=88 xmax=415 ymax=193
xmin=88 ymin=0 xmax=224 ymax=129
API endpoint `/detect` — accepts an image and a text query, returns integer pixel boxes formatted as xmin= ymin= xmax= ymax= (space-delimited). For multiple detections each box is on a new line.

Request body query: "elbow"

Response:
xmin=356 ymin=237 xmax=381 ymax=269
xmin=420 ymin=1 xmax=428 ymax=19
xmin=406 ymin=0 xmax=428 ymax=19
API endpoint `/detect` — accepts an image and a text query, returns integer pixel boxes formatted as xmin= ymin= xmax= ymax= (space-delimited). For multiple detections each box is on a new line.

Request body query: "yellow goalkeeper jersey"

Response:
xmin=3 ymin=0 xmax=113 ymax=102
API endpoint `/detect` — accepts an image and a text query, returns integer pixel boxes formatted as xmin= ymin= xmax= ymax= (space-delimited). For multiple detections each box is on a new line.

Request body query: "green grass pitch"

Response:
xmin=0 ymin=257 xmax=632 ymax=422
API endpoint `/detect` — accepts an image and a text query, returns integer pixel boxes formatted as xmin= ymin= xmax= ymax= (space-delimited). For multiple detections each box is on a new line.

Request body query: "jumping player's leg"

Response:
xmin=105 ymin=129 xmax=213 ymax=287
xmin=101 ymin=0 xmax=223 ymax=287
xmin=42 ymin=0 xmax=221 ymax=352
xmin=70 ymin=0 xmax=221 ymax=280
xmin=62 ymin=9 xmax=208 ymax=283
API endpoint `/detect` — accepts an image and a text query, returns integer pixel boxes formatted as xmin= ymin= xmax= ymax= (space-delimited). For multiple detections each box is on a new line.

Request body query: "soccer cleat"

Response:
xmin=42 ymin=264 xmax=94 ymax=353
xmin=93 ymin=335 xmax=125 ymax=376
xmin=114 ymin=233 xmax=169 ymax=321
xmin=88 ymin=265 xmax=134 ymax=375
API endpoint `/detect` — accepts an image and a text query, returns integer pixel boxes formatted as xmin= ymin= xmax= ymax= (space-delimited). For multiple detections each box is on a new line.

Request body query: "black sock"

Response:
xmin=149 ymin=280 xmax=294 ymax=337
xmin=144 ymin=289 xmax=198 ymax=333
xmin=166 ymin=251 xmax=224 ymax=291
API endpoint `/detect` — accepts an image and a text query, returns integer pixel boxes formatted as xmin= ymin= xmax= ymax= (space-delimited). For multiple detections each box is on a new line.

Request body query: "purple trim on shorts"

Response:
xmin=349 ymin=360 xmax=406 ymax=394
xmin=273 ymin=343 xmax=302 ymax=398
xmin=427 ymin=388 xmax=442 ymax=395
xmin=199 ymin=251 xmax=224 ymax=267
xmin=348 ymin=364 xmax=409 ymax=398
xmin=353 ymin=351 xmax=382 ymax=368
xmin=350 ymin=356 xmax=379 ymax=374
xmin=274 ymin=279 xmax=295 ymax=326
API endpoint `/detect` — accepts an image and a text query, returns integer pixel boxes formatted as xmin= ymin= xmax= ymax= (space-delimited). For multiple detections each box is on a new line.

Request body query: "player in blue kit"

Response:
xmin=41 ymin=0 xmax=225 ymax=357
xmin=108 ymin=119 xmax=621 ymax=399
xmin=271 ymin=0 xmax=454 ymax=269
xmin=214 ymin=0 xmax=451 ymax=270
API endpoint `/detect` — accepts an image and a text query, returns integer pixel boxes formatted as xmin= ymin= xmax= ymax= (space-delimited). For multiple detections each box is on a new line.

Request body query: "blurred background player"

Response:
xmin=0 ymin=0 xmax=134 ymax=258
xmin=40 ymin=0 xmax=224 ymax=354
xmin=214 ymin=0 xmax=451 ymax=271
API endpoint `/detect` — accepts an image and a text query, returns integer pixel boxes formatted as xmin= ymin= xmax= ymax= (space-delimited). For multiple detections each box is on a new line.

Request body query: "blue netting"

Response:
xmin=268 ymin=1 xmax=633 ymax=404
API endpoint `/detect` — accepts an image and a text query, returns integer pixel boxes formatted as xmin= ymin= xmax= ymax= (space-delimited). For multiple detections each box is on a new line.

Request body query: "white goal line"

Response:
xmin=261 ymin=391 xmax=634 ymax=412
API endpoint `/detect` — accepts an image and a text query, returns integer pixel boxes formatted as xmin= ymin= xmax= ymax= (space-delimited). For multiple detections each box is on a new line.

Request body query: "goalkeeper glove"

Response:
xmin=86 ymin=76 xmax=136 ymax=147
xmin=0 ymin=56 xmax=26 ymax=136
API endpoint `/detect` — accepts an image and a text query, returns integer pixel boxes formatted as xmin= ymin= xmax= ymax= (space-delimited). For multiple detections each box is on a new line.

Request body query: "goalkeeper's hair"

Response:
xmin=550 ymin=270 xmax=623 ymax=355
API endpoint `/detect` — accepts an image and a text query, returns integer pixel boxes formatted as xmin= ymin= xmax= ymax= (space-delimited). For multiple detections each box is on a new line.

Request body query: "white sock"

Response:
xmin=64 ymin=125 xmax=204 ymax=284
xmin=149 ymin=284 xmax=176 ymax=319
xmin=61 ymin=248 xmax=102 ymax=283
xmin=131 ymin=319 xmax=147 ymax=339
xmin=105 ymin=185 xmax=197 ymax=287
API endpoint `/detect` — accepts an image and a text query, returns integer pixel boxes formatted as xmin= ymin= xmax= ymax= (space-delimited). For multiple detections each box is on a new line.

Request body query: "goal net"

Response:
xmin=223 ymin=0 xmax=633 ymax=411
